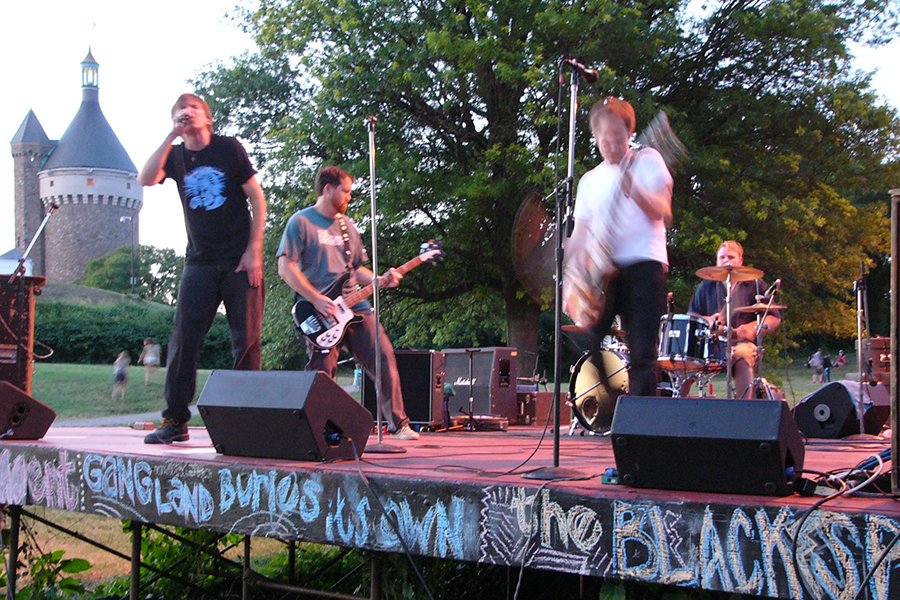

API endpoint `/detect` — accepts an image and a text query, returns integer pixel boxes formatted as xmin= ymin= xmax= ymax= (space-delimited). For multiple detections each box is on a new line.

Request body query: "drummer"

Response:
xmin=686 ymin=240 xmax=781 ymax=398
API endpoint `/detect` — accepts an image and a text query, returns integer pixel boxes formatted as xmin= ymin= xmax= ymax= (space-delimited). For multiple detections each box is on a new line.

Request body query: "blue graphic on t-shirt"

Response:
xmin=184 ymin=166 xmax=227 ymax=211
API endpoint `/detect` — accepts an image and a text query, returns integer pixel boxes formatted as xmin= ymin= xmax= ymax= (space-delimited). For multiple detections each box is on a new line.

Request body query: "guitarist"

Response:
xmin=276 ymin=166 xmax=419 ymax=441
xmin=566 ymin=97 xmax=673 ymax=398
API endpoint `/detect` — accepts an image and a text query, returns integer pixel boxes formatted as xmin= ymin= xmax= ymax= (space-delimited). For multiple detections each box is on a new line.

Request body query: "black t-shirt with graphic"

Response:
xmin=163 ymin=135 xmax=256 ymax=265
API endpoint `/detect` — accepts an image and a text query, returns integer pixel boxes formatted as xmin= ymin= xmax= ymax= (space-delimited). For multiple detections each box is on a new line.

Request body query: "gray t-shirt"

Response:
xmin=276 ymin=206 xmax=372 ymax=312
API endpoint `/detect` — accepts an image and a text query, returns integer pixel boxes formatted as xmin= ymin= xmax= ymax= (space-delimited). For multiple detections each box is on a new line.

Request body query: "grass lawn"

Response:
xmin=30 ymin=363 xmax=211 ymax=421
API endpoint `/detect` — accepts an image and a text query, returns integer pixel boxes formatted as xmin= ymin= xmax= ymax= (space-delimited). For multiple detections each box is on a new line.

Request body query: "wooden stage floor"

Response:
xmin=1 ymin=421 xmax=898 ymax=599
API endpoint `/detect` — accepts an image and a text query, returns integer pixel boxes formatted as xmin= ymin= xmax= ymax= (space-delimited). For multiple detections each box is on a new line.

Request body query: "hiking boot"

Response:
xmin=390 ymin=424 xmax=420 ymax=441
xmin=144 ymin=419 xmax=189 ymax=444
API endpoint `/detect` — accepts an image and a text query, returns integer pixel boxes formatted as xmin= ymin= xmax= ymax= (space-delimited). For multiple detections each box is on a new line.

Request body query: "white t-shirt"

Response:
xmin=573 ymin=148 xmax=672 ymax=267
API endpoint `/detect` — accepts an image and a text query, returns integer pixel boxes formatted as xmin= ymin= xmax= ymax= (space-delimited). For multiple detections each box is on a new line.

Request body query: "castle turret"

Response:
xmin=10 ymin=110 xmax=55 ymax=275
xmin=36 ymin=49 xmax=143 ymax=283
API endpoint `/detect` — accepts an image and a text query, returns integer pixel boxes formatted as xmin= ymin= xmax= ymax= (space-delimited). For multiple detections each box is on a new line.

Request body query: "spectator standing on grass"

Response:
xmin=138 ymin=337 xmax=162 ymax=386
xmin=112 ymin=351 xmax=130 ymax=402
xmin=809 ymin=349 xmax=824 ymax=384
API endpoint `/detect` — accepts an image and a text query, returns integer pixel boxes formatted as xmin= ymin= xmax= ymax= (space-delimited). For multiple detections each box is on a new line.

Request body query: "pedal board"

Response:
xmin=449 ymin=414 xmax=509 ymax=431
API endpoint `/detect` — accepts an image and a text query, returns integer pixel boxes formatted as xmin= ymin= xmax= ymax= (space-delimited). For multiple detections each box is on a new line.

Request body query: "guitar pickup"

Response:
xmin=299 ymin=315 xmax=323 ymax=335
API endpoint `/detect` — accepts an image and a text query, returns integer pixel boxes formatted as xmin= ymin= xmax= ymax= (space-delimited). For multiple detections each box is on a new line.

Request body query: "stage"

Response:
xmin=1 ymin=420 xmax=899 ymax=599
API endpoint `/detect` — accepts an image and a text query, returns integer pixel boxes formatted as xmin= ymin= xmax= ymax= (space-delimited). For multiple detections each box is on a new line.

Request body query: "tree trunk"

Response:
xmin=505 ymin=291 xmax=542 ymax=383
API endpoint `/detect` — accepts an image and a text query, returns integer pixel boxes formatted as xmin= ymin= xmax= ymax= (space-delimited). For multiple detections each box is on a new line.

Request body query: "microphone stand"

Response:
xmin=363 ymin=116 xmax=404 ymax=455
xmin=853 ymin=262 xmax=878 ymax=439
xmin=524 ymin=61 xmax=585 ymax=480
xmin=5 ymin=204 xmax=56 ymax=392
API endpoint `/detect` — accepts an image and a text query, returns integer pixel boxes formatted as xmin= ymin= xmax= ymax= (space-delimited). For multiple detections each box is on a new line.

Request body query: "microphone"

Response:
xmin=563 ymin=59 xmax=600 ymax=84
xmin=756 ymin=279 xmax=781 ymax=302
xmin=667 ymin=292 xmax=674 ymax=319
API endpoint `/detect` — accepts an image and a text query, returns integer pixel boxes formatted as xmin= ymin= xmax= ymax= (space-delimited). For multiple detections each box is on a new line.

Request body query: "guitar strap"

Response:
xmin=336 ymin=215 xmax=355 ymax=275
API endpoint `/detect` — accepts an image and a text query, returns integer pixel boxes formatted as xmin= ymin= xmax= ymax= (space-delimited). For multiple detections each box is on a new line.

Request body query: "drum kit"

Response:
xmin=567 ymin=264 xmax=787 ymax=435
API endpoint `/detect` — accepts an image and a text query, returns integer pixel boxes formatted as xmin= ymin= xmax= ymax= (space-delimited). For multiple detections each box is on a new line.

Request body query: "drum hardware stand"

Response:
xmin=362 ymin=117 xmax=405 ymax=455
xmin=723 ymin=268 xmax=737 ymax=399
xmin=741 ymin=291 xmax=779 ymax=400
xmin=524 ymin=59 xmax=589 ymax=480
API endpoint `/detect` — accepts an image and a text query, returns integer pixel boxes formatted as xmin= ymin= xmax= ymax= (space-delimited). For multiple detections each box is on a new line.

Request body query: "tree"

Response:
xmin=196 ymin=0 xmax=899 ymax=371
xmin=77 ymin=245 xmax=183 ymax=305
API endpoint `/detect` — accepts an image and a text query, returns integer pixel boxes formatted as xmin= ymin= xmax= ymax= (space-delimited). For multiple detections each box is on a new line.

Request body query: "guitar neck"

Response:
xmin=342 ymin=254 xmax=429 ymax=307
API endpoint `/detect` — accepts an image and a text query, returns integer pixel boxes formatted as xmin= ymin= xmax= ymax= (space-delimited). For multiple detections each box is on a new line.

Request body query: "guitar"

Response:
xmin=563 ymin=111 xmax=686 ymax=329
xmin=292 ymin=240 xmax=444 ymax=349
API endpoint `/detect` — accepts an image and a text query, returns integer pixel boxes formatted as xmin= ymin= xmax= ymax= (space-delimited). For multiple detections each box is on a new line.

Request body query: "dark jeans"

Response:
xmin=306 ymin=312 xmax=410 ymax=431
xmin=163 ymin=263 xmax=264 ymax=423
xmin=590 ymin=260 xmax=666 ymax=397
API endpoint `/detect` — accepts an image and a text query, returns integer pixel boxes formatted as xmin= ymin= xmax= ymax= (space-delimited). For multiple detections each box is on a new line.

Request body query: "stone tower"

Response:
xmin=10 ymin=111 xmax=54 ymax=275
xmin=11 ymin=49 xmax=142 ymax=282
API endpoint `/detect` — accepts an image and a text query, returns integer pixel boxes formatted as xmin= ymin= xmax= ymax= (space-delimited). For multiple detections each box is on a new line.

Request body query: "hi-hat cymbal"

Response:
xmin=561 ymin=325 xmax=626 ymax=339
xmin=696 ymin=265 xmax=764 ymax=282
xmin=733 ymin=302 xmax=787 ymax=314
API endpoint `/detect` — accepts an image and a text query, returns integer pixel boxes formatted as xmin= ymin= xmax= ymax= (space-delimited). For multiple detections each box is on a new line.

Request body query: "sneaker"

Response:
xmin=390 ymin=424 xmax=420 ymax=441
xmin=144 ymin=419 xmax=189 ymax=444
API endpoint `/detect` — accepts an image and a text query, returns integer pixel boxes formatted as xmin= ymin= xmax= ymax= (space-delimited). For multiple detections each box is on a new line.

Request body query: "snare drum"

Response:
xmin=569 ymin=349 xmax=629 ymax=433
xmin=657 ymin=314 xmax=710 ymax=372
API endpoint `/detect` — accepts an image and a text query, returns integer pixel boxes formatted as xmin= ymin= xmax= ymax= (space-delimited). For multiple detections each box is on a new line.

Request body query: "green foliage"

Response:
xmin=34 ymin=302 xmax=233 ymax=369
xmin=196 ymin=0 xmax=899 ymax=369
xmin=77 ymin=245 xmax=183 ymax=306
xmin=0 ymin=514 xmax=92 ymax=600
xmin=12 ymin=550 xmax=90 ymax=600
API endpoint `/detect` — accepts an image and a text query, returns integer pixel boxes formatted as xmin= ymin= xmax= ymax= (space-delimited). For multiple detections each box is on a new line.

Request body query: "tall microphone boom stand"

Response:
xmin=363 ymin=116 xmax=404 ymax=454
xmin=523 ymin=62 xmax=586 ymax=480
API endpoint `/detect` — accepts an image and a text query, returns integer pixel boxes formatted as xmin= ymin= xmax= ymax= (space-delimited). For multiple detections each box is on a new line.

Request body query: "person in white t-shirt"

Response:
xmin=565 ymin=97 xmax=673 ymax=398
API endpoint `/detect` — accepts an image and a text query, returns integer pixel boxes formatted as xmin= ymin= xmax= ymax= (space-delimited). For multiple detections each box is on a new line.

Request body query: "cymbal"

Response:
xmin=561 ymin=325 xmax=626 ymax=339
xmin=733 ymin=302 xmax=787 ymax=314
xmin=696 ymin=265 xmax=763 ymax=282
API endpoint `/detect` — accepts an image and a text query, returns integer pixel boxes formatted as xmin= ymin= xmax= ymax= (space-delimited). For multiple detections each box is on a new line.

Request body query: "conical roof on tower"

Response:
xmin=41 ymin=49 xmax=137 ymax=173
xmin=10 ymin=110 xmax=52 ymax=146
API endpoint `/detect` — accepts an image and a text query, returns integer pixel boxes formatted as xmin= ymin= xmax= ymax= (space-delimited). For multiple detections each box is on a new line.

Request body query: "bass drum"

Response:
xmin=569 ymin=349 xmax=629 ymax=433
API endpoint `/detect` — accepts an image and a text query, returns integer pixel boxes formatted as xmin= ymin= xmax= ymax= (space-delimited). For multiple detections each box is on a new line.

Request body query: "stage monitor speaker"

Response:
xmin=0 ymin=381 xmax=56 ymax=440
xmin=198 ymin=370 xmax=372 ymax=461
xmin=441 ymin=347 xmax=517 ymax=420
xmin=793 ymin=380 xmax=890 ymax=439
xmin=362 ymin=350 xmax=445 ymax=425
xmin=611 ymin=396 xmax=804 ymax=496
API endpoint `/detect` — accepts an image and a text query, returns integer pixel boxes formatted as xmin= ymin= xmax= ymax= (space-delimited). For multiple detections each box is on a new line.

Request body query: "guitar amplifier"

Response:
xmin=362 ymin=350 xmax=445 ymax=425
xmin=441 ymin=347 xmax=517 ymax=420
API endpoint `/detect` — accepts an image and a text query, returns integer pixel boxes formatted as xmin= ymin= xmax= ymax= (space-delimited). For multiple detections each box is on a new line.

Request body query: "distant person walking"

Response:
xmin=809 ymin=349 xmax=824 ymax=384
xmin=112 ymin=351 xmax=130 ymax=402
xmin=138 ymin=93 xmax=267 ymax=444
xmin=138 ymin=338 xmax=162 ymax=386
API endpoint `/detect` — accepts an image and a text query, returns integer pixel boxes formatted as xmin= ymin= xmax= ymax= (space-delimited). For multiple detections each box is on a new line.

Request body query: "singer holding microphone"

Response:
xmin=686 ymin=240 xmax=781 ymax=399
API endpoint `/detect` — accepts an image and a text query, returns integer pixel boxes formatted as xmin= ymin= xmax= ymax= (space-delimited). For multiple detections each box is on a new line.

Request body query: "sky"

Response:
xmin=1 ymin=2 xmax=898 ymax=255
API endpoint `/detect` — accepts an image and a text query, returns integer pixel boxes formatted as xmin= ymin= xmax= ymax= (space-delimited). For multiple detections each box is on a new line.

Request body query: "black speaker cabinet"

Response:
xmin=362 ymin=350 xmax=445 ymax=425
xmin=611 ymin=396 xmax=805 ymax=496
xmin=441 ymin=347 xmax=517 ymax=420
xmin=793 ymin=380 xmax=890 ymax=439
xmin=198 ymin=371 xmax=372 ymax=461
xmin=0 ymin=381 xmax=56 ymax=440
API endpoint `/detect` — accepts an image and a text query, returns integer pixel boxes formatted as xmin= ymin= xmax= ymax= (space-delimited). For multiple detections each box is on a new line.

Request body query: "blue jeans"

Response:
xmin=163 ymin=263 xmax=264 ymax=423
xmin=306 ymin=312 xmax=410 ymax=431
